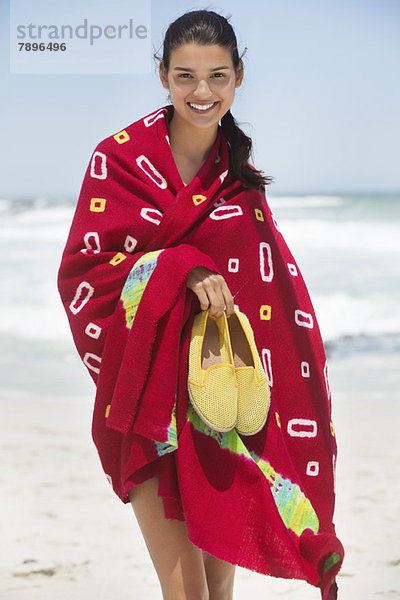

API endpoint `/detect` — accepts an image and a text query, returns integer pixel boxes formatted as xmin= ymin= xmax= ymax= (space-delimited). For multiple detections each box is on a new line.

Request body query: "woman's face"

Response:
xmin=160 ymin=43 xmax=243 ymax=131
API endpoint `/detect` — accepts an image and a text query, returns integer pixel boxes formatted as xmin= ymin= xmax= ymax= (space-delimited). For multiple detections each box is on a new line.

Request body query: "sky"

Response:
xmin=0 ymin=0 xmax=399 ymax=198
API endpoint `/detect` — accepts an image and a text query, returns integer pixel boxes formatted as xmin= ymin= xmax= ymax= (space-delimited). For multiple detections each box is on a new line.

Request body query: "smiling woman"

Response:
xmin=57 ymin=8 xmax=343 ymax=600
xmin=158 ymin=42 xmax=247 ymax=186
xmin=156 ymin=19 xmax=273 ymax=191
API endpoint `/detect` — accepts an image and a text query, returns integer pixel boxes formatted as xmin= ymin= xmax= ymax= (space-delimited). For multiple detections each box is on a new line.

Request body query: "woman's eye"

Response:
xmin=177 ymin=72 xmax=226 ymax=79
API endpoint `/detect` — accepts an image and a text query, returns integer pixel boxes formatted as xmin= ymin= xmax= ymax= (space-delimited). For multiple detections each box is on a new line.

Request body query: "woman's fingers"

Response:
xmin=195 ymin=286 xmax=210 ymax=311
xmin=205 ymin=282 xmax=226 ymax=318
xmin=204 ymin=274 xmax=234 ymax=319
xmin=220 ymin=279 xmax=235 ymax=318
xmin=187 ymin=267 xmax=234 ymax=318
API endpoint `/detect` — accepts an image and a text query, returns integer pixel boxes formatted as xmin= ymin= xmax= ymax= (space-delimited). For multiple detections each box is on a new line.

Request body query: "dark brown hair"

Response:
xmin=154 ymin=9 xmax=273 ymax=191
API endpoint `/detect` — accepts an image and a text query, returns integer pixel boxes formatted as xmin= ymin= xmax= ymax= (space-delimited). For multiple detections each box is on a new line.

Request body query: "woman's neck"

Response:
xmin=168 ymin=108 xmax=219 ymax=164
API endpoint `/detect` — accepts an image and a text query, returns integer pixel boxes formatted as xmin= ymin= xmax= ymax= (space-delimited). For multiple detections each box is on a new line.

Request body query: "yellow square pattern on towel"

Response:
xmin=110 ymin=253 xmax=127 ymax=266
xmin=260 ymin=305 xmax=272 ymax=320
xmin=90 ymin=198 xmax=106 ymax=212
xmin=114 ymin=130 xmax=130 ymax=144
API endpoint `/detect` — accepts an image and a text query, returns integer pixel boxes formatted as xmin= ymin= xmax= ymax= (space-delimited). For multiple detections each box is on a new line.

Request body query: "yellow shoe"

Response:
xmin=227 ymin=310 xmax=270 ymax=436
xmin=188 ymin=308 xmax=238 ymax=432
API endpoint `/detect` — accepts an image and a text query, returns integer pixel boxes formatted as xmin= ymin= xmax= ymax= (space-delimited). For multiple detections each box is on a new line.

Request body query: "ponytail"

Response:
xmin=221 ymin=110 xmax=273 ymax=191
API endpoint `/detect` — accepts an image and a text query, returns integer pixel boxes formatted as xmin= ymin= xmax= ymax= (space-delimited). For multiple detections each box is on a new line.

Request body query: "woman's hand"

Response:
xmin=186 ymin=266 xmax=234 ymax=319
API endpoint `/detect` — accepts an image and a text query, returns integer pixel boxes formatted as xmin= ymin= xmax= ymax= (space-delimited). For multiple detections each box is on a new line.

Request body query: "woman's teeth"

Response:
xmin=188 ymin=102 xmax=217 ymax=112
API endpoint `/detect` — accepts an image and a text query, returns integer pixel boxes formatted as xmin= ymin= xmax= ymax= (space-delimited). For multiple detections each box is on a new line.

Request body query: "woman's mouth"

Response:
xmin=187 ymin=101 xmax=218 ymax=114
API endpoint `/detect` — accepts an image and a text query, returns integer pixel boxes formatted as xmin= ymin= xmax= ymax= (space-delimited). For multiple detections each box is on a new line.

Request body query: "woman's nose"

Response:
xmin=193 ymin=79 xmax=213 ymax=98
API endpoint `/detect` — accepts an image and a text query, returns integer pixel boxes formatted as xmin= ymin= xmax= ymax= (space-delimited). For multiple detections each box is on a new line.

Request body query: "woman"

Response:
xmin=58 ymin=9 xmax=344 ymax=600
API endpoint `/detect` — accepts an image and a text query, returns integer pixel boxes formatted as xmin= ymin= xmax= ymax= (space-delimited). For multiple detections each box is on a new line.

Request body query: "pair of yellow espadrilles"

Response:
xmin=187 ymin=308 xmax=270 ymax=435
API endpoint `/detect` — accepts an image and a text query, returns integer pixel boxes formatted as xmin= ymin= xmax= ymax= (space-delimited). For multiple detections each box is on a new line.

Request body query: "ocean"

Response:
xmin=0 ymin=192 xmax=399 ymax=400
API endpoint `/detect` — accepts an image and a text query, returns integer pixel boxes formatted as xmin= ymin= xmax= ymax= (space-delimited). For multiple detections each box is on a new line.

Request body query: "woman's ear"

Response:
xmin=159 ymin=61 xmax=169 ymax=90
xmin=235 ymin=59 xmax=244 ymax=88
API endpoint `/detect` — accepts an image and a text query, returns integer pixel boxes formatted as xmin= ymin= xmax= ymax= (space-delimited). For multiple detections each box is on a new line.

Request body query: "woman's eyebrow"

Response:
xmin=173 ymin=66 xmax=230 ymax=72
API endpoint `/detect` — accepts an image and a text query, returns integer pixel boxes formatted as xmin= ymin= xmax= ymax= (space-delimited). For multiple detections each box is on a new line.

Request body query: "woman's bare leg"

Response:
xmin=128 ymin=472 xmax=209 ymax=600
xmin=203 ymin=551 xmax=236 ymax=600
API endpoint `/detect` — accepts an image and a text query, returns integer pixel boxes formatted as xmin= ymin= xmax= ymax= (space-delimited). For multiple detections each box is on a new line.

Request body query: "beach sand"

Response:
xmin=1 ymin=339 xmax=399 ymax=599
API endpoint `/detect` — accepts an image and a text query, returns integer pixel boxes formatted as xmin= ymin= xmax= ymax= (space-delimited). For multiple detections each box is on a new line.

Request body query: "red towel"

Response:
xmin=58 ymin=104 xmax=344 ymax=599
